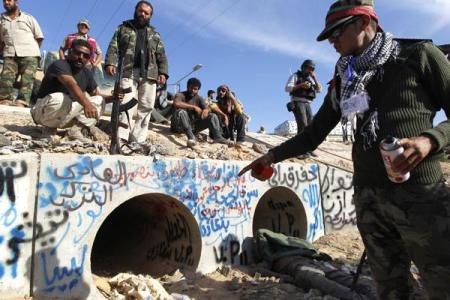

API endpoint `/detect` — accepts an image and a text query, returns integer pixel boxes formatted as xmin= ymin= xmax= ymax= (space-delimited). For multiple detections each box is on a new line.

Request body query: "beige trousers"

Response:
xmin=119 ymin=68 xmax=157 ymax=143
xmin=31 ymin=92 xmax=105 ymax=128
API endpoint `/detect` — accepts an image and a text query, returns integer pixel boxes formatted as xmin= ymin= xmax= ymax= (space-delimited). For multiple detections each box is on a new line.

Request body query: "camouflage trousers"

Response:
xmin=0 ymin=56 xmax=39 ymax=103
xmin=354 ymin=182 xmax=450 ymax=299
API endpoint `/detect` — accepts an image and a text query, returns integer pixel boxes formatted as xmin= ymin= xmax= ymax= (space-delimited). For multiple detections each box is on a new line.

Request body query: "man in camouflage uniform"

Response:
xmin=105 ymin=0 xmax=168 ymax=146
xmin=0 ymin=0 xmax=44 ymax=107
xmin=240 ymin=1 xmax=450 ymax=299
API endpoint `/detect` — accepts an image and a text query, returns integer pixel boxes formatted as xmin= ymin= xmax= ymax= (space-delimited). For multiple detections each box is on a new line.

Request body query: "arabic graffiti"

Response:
xmin=269 ymin=164 xmax=319 ymax=189
xmin=0 ymin=159 xmax=30 ymax=281
xmin=40 ymin=244 xmax=87 ymax=293
xmin=146 ymin=213 xmax=195 ymax=266
xmin=0 ymin=160 xmax=28 ymax=203
xmin=319 ymin=165 xmax=355 ymax=232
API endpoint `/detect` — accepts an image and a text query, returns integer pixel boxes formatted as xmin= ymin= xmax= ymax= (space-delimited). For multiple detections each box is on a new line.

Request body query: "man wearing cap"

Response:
xmin=0 ymin=0 xmax=44 ymax=107
xmin=239 ymin=1 xmax=450 ymax=298
xmin=285 ymin=59 xmax=321 ymax=136
xmin=105 ymin=0 xmax=168 ymax=147
xmin=59 ymin=19 xmax=102 ymax=71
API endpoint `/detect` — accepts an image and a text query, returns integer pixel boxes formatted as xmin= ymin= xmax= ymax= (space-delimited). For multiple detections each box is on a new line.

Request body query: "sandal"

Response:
xmin=12 ymin=99 xmax=29 ymax=108
xmin=0 ymin=99 xmax=13 ymax=106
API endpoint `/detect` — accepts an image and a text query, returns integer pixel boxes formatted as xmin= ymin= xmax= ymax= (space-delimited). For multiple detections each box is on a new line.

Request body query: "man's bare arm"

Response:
xmin=57 ymin=74 xmax=98 ymax=119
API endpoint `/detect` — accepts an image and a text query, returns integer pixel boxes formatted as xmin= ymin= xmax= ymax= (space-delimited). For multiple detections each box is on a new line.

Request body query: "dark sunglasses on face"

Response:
xmin=72 ymin=49 xmax=90 ymax=59
xmin=329 ymin=17 xmax=360 ymax=39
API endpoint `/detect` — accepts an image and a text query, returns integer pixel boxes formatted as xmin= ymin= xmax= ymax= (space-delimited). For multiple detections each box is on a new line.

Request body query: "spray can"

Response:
xmin=379 ymin=136 xmax=410 ymax=183
xmin=251 ymin=163 xmax=274 ymax=181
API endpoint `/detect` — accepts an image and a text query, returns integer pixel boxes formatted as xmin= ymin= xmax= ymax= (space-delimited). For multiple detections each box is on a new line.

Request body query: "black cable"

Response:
xmin=86 ymin=0 xmax=101 ymax=19
xmin=95 ymin=0 xmax=128 ymax=39
xmin=51 ymin=0 xmax=74 ymax=48
xmin=173 ymin=0 xmax=241 ymax=48
xmin=164 ymin=0 xmax=213 ymax=40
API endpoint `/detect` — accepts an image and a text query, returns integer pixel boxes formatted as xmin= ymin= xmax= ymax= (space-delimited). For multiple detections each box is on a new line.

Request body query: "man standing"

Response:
xmin=285 ymin=59 xmax=321 ymax=135
xmin=59 ymin=19 xmax=102 ymax=73
xmin=105 ymin=0 xmax=168 ymax=146
xmin=171 ymin=77 xmax=230 ymax=147
xmin=0 ymin=0 xmax=44 ymax=107
xmin=240 ymin=1 xmax=450 ymax=299
xmin=31 ymin=39 xmax=114 ymax=142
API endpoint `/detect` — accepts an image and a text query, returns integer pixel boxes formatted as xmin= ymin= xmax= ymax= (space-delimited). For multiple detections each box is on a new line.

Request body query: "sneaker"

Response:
xmin=66 ymin=125 xmax=91 ymax=143
xmin=0 ymin=99 xmax=13 ymax=106
xmin=187 ymin=139 xmax=197 ymax=148
xmin=213 ymin=137 xmax=234 ymax=146
xmin=308 ymin=151 xmax=318 ymax=157
xmin=12 ymin=99 xmax=29 ymax=108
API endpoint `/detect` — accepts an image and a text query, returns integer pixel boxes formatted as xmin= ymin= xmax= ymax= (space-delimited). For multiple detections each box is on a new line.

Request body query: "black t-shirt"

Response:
xmin=175 ymin=91 xmax=207 ymax=120
xmin=37 ymin=60 xmax=97 ymax=99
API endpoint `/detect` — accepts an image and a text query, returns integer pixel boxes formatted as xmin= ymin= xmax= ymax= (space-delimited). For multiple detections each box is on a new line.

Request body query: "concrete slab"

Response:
xmin=33 ymin=153 xmax=325 ymax=299
xmin=0 ymin=153 xmax=39 ymax=298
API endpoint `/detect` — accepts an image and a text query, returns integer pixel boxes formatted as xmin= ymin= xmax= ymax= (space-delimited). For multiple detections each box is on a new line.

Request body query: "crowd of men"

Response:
xmin=1 ymin=0 xmax=450 ymax=299
xmin=0 ymin=0 xmax=248 ymax=147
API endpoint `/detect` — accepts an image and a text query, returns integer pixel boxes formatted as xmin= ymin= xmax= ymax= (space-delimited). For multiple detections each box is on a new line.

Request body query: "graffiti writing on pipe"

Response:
xmin=147 ymin=213 xmax=195 ymax=266
xmin=213 ymin=236 xmax=248 ymax=265
xmin=319 ymin=165 xmax=356 ymax=231
xmin=268 ymin=165 xmax=318 ymax=189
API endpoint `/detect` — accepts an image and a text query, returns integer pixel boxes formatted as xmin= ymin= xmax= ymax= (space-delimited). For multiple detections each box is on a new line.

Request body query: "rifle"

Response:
xmin=109 ymin=57 xmax=138 ymax=155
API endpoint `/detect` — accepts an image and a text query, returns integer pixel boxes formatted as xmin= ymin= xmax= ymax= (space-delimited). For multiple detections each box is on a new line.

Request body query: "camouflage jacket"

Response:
xmin=105 ymin=20 xmax=168 ymax=80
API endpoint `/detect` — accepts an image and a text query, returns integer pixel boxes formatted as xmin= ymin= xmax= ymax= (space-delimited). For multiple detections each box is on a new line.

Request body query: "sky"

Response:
xmin=20 ymin=0 xmax=450 ymax=132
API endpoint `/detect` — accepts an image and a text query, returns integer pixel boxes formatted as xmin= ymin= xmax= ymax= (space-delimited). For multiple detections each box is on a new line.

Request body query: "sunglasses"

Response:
xmin=72 ymin=49 xmax=90 ymax=59
xmin=329 ymin=17 xmax=360 ymax=39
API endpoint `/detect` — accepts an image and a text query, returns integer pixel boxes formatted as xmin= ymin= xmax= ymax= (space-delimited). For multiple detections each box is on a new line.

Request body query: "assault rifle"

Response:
xmin=109 ymin=57 xmax=138 ymax=155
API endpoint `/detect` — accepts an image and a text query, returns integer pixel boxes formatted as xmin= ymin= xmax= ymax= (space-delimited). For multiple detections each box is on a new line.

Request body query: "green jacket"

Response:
xmin=271 ymin=40 xmax=450 ymax=187
xmin=105 ymin=20 xmax=169 ymax=80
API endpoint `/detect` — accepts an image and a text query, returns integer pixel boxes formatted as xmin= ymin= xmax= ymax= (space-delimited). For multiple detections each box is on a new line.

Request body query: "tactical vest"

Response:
xmin=65 ymin=34 xmax=97 ymax=61
xmin=290 ymin=70 xmax=316 ymax=100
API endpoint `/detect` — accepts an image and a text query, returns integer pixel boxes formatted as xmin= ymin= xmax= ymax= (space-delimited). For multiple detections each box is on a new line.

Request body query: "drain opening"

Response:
xmin=253 ymin=187 xmax=307 ymax=239
xmin=91 ymin=193 xmax=201 ymax=278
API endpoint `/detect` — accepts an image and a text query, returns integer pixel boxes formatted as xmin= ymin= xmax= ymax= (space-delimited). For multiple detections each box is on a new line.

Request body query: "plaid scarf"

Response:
xmin=335 ymin=32 xmax=399 ymax=150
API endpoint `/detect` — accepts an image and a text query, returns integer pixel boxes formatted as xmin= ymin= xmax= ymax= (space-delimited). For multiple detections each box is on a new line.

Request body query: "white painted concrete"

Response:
xmin=0 ymin=152 xmax=356 ymax=299
xmin=0 ymin=153 xmax=39 ymax=299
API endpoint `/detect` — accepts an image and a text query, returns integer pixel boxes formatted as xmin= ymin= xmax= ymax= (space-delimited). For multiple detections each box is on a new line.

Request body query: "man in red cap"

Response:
xmin=239 ymin=1 xmax=450 ymax=298
xmin=59 ymin=19 xmax=102 ymax=71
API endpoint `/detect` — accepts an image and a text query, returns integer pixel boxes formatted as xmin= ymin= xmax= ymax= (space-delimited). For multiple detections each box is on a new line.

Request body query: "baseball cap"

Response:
xmin=78 ymin=19 xmax=91 ymax=30
xmin=316 ymin=0 xmax=380 ymax=42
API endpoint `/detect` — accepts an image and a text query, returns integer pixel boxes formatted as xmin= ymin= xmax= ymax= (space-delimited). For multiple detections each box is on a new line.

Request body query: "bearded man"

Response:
xmin=105 ymin=0 xmax=169 ymax=147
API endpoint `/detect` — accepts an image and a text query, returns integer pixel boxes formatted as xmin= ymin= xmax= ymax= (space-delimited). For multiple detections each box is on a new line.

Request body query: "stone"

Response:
xmin=0 ymin=133 xmax=11 ymax=147
xmin=252 ymin=143 xmax=267 ymax=154
xmin=219 ymin=266 xmax=231 ymax=277
xmin=0 ymin=147 xmax=15 ymax=155
xmin=186 ymin=152 xmax=197 ymax=159
xmin=0 ymin=126 xmax=7 ymax=134
xmin=228 ymin=277 xmax=241 ymax=291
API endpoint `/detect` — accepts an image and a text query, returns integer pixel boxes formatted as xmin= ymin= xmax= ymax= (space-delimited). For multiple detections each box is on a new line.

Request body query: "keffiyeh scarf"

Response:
xmin=334 ymin=32 xmax=399 ymax=150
